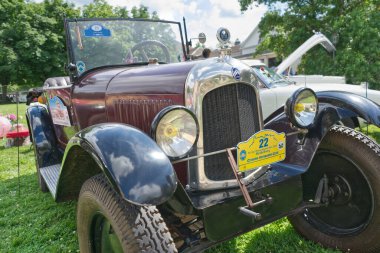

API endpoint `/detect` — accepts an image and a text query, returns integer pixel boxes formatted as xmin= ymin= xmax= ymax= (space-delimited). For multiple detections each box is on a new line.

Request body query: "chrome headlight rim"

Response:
xmin=151 ymin=105 xmax=199 ymax=160
xmin=285 ymin=88 xmax=319 ymax=129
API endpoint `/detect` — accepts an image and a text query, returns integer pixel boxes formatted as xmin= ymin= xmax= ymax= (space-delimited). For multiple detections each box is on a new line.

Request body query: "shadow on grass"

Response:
xmin=0 ymin=173 xmax=78 ymax=253
xmin=206 ymin=219 xmax=340 ymax=253
xmin=0 ymin=145 xmax=33 ymax=153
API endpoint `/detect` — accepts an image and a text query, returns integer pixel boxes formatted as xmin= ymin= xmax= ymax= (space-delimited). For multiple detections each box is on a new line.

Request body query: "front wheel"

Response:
xmin=77 ymin=174 xmax=177 ymax=253
xmin=289 ymin=126 xmax=380 ymax=253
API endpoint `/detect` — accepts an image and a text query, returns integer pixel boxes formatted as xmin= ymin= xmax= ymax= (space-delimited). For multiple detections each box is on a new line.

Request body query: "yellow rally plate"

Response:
xmin=237 ymin=129 xmax=286 ymax=172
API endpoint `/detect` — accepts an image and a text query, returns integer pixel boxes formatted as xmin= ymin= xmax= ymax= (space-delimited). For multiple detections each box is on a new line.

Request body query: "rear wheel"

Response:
xmin=289 ymin=126 xmax=380 ymax=253
xmin=77 ymin=174 xmax=177 ymax=253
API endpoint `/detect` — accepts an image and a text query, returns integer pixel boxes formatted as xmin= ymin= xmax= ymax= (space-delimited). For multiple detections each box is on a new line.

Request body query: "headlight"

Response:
xmin=151 ymin=106 xmax=199 ymax=160
xmin=285 ymin=88 xmax=318 ymax=129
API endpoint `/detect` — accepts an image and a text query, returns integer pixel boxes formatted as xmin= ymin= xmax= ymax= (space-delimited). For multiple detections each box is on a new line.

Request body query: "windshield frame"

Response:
xmin=64 ymin=17 xmax=187 ymax=81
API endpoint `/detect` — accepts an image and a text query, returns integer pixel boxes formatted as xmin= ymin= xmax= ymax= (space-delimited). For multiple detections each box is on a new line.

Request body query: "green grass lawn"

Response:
xmin=3 ymin=103 xmax=379 ymax=252
xmin=0 ymin=103 xmax=28 ymax=125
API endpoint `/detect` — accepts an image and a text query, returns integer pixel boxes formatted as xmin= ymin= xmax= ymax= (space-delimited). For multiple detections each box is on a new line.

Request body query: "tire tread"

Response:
xmin=78 ymin=174 xmax=177 ymax=253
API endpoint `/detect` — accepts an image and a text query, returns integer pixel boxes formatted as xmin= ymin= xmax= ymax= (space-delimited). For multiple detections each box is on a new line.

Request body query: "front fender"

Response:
xmin=56 ymin=123 xmax=177 ymax=206
xmin=265 ymin=91 xmax=380 ymax=127
xmin=264 ymin=101 xmax=358 ymax=170
xmin=317 ymin=91 xmax=380 ymax=127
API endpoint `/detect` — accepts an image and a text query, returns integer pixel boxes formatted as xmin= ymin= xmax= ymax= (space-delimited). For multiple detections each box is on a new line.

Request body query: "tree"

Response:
xmin=0 ymin=0 xmax=79 ymax=100
xmin=77 ymin=1 xmax=179 ymax=66
xmin=239 ymin=0 xmax=380 ymax=89
xmin=0 ymin=0 xmax=160 ymax=98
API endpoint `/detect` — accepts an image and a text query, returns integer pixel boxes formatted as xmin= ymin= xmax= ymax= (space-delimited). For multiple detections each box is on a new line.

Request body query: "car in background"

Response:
xmin=8 ymin=91 xmax=28 ymax=103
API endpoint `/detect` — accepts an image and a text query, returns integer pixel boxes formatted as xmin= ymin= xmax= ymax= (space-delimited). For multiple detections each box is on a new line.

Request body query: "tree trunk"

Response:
xmin=1 ymin=85 xmax=8 ymax=102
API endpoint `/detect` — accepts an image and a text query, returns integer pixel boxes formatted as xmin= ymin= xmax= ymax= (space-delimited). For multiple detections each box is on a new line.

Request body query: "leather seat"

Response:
xmin=43 ymin=77 xmax=71 ymax=88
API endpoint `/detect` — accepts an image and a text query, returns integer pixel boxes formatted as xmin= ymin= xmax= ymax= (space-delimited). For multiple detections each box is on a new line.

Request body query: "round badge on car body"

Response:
xmin=216 ymin=27 xmax=231 ymax=44
xmin=91 ymin=24 xmax=103 ymax=32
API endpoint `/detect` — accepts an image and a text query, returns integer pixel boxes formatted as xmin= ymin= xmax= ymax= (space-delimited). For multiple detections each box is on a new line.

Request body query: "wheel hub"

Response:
xmin=328 ymin=175 xmax=352 ymax=205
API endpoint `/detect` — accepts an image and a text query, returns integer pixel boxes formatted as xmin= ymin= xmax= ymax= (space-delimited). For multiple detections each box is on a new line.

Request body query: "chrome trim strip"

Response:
xmin=184 ymin=57 xmax=264 ymax=190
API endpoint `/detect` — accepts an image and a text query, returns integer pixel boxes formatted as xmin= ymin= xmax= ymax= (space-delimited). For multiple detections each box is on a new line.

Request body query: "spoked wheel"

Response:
xmin=289 ymin=126 xmax=380 ymax=253
xmin=77 ymin=174 xmax=177 ymax=253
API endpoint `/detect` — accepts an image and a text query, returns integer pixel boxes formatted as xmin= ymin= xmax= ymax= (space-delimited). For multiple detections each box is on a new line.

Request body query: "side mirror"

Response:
xmin=67 ymin=63 xmax=77 ymax=72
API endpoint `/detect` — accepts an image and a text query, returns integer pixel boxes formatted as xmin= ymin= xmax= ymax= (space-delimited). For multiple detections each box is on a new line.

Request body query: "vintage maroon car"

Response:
xmin=26 ymin=18 xmax=380 ymax=253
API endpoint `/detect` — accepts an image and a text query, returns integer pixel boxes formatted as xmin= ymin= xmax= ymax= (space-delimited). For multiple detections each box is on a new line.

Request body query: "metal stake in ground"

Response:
xmin=16 ymin=91 xmax=20 ymax=196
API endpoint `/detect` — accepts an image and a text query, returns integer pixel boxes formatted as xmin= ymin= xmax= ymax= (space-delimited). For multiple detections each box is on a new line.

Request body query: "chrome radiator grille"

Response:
xmin=202 ymin=83 xmax=260 ymax=181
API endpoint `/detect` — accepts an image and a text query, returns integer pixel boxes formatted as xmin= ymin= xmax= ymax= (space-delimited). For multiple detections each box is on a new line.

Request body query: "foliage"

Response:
xmin=0 ymin=0 xmax=157 ymax=91
xmin=0 ymin=0 xmax=79 ymax=88
xmin=239 ymin=0 xmax=380 ymax=89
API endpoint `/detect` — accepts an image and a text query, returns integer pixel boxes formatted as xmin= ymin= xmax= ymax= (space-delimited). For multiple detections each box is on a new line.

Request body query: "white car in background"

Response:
xmin=8 ymin=91 xmax=28 ymax=103
xmin=243 ymin=59 xmax=380 ymax=119
xmin=242 ymin=33 xmax=380 ymax=120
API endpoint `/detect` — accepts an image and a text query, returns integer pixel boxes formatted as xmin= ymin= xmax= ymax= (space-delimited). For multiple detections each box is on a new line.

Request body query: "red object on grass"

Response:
xmin=6 ymin=129 xmax=30 ymax=138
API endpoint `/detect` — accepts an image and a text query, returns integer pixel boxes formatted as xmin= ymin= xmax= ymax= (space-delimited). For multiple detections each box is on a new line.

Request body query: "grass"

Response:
xmin=1 ymin=103 xmax=379 ymax=253
xmin=0 ymin=103 xmax=28 ymax=125
xmin=359 ymin=124 xmax=380 ymax=143
xmin=0 ymin=147 xmax=77 ymax=253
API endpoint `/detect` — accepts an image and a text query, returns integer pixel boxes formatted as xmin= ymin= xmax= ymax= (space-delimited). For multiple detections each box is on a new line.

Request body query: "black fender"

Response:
xmin=317 ymin=91 xmax=380 ymax=127
xmin=264 ymin=104 xmax=341 ymax=170
xmin=264 ymin=90 xmax=380 ymax=174
xmin=26 ymin=104 xmax=62 ymax=168
xmin=265 ymin=90 xmax=380 ymax=127
xmin=56 ymin=123 xmax=177 ymax=206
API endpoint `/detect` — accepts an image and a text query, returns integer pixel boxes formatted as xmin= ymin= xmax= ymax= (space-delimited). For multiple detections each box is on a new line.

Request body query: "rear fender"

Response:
xmin=26 ymin=104 xmax=62 ymax=167
xmin=56 ymin=123 xmax=177 ymax=206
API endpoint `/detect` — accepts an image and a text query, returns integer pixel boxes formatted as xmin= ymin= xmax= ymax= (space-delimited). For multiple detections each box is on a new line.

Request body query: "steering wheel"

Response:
xmin=130 ymin=40 xmax=171 ymax=63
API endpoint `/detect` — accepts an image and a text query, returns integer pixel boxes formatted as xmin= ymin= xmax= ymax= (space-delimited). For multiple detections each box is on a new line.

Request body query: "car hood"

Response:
xmin=276 ymin=33 xmax=335 ymax=75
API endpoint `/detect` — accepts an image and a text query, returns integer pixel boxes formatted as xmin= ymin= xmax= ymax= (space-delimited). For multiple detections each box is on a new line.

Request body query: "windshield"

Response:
xmin=252 ymin=65 xmax=292 ymax=88
xmin=66 ymin=18 xmax=186 ymax=76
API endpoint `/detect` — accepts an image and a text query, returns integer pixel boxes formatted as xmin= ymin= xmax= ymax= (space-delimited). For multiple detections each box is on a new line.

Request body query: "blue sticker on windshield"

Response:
xmin=231 ymin=67 xmax=241 ymax=80
xmin=84 ymin=24 xmax=111 ymax=37
xmin=76 ymin=61 xmax=86 ymax=74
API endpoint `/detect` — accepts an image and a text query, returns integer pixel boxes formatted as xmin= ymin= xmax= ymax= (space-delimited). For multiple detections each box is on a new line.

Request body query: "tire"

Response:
xmin=77 ymin=174 xmax=177 ymax=253
xmin=340 ymin=117 xmax=358 ymax=129
xmin=289 ymin=126 xmax=380 ymax=253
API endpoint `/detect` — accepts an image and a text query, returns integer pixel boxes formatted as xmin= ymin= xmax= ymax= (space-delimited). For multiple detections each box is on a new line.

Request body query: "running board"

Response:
xmin=40 ymin=164 xmax=61 ymax=197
